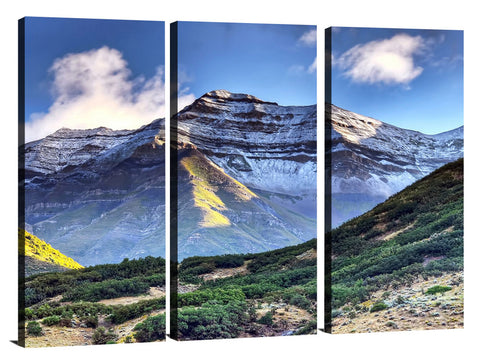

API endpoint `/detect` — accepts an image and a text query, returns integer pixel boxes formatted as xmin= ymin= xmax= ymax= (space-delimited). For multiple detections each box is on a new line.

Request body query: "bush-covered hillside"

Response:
xmin=21 ymin=255 xmax=166 ymax=347
xmin=174 ymin=239 xmax=317 ymax=340
xmin=328 ymin=158 xmax=463 ymax=333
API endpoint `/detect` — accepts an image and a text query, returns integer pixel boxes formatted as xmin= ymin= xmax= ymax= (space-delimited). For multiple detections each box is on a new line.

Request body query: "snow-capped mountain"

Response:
xmin=177 ymin=90 xmax=317 ymax=198
xmin=24 ymin=119 xmax=164 ymax=176
xmin=21 ymin=119 xmax=165 ymax=266
xmin=21 ymin=90 xmax=318 ymax=264
xmin=327 ymin=104 xmax=463 ymax=228
xmin=173 ymin=90 xmax=317 ymax=258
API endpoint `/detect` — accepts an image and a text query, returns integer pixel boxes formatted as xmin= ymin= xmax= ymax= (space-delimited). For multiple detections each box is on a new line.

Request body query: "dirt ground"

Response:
xmin=332 ymin=272 xmax=464 ymax=334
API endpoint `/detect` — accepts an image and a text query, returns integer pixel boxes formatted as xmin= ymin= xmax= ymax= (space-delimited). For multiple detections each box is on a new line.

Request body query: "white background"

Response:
xmin=1 ymin=1 xmax=478 ymax=359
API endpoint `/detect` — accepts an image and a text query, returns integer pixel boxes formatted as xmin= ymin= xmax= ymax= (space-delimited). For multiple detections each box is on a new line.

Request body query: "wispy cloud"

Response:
xmin=289 ymin=29 xmax=317 ymax=76
xmin=176 ymin=66 xmax=196 ymax=111
xmin=298 ymin=29 xmax=316 ymax=47
xmin=334 ymin=33 xmax=426 ymax=86
xmin=26 ymin=46 xmax=192 ymax=142
xmin=308 ymin=56 xmax=317 ymax=74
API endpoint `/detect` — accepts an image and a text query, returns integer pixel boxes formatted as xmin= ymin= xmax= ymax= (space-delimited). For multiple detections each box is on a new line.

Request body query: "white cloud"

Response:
xmin=177 ymin=90 xmax=196 ymax=112
xmin=298 ymin=29 xmax=316 ymax=47
xmin=176 ymin=67 xmax=196 ymax=112
xmin=288 ymin=57 xmax=316 ymax=76
xmin=334 ymin=34 xmax=426 ymax=86
xmin=26 ymin=46 xmax=194 ymax=142
xmin=308 ymin=56 xmax=317 ymax=74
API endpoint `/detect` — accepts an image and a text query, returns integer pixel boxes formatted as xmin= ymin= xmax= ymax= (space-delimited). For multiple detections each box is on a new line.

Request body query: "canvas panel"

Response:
xmin=18 ymin=17 xmax=166 ymax=347
xmin=325 ymin=26 xmax=464 ymax=334
xmin=170 ymin=21 xmax=318 ymax=341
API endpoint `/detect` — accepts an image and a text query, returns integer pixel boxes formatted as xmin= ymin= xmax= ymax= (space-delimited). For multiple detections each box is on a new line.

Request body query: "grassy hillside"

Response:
xmin=21 ymin=255 xmax=166 ymax=347
xmin=173 ymin=239 xmax=317 ymax=340
xmin=20 ymin=229 xmax=83 ymax=276
xmin=328 ymin=158 xmax=463 ymax=333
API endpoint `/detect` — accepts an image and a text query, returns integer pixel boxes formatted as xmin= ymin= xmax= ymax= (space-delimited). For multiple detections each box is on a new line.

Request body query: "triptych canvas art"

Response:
xmin=18 ymin=17 xmax=463 ymax=347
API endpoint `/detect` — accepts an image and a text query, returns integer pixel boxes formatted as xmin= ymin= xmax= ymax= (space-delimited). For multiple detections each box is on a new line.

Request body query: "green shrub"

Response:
xmin=41 ymin=315 xmax=61 ymax=326
xmin=133 ymin=314 xmax=166 ymax=342
xmin=289 ymin=294 xmax=310 ymax=309
xmin=109 ymin=297 xmax=165 ymax=324
xmin=63 ymin=278 xmax=150 ymax=302
xmin=257 ymin=311 xmax=274 ymax=325
xmin=370 ymin=301 xmax=388 ymax=313
xmin=27 ymin=321 xmax=43 ymax=336
xmin=24 ymin=308 xmax=34 ymax=320
xmin=177 ymin=288 xmax=245 ymax=307
xmin=177 ymin=301 xmax=247 ymax=340
xmin=81 ymin=315 xmax=98 ymax=328
xmin=425 ymin=285 xmax=452 ymax=295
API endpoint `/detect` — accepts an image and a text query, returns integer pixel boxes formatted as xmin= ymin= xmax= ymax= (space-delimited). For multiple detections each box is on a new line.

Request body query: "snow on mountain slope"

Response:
xmin=21 ymin=119 xmax=165 ymax=266
xmin=327 ymin=104 xmax=463 ymax=227
xmin=176 ymin=90 xmax=317 ymax=196
xmin=24 ymin=119 xmax=164 ymax=176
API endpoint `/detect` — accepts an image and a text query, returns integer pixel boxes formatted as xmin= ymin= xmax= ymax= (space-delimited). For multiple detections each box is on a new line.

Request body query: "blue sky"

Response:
xmin=329 ymin=27 xmax=463 ymax=134
xmin=23 ymin=17 xmax=164 ymax=142
xmin=176 ymin=22 xmax=317 ymax=107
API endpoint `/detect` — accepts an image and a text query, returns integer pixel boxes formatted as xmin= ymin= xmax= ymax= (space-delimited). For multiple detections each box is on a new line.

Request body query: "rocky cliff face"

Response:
xmin=327 ymin=104 xmax=463 ymax=228
xmin=22 ymin=119 xmax=165 ymax=266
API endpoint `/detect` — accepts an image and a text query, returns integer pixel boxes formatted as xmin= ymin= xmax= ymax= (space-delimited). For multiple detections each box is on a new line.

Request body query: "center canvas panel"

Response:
xmin=170 ymin=21 xmax=317 ymax=340
xmin=18 ymin=17 xmax=166 ymax=347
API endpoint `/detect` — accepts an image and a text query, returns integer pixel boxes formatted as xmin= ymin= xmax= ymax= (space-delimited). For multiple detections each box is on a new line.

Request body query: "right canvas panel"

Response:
xmin=325 ymin=27 xmax=464 ymax=333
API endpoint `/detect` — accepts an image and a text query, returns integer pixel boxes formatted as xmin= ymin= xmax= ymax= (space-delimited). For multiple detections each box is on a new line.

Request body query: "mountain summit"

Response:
xmin=177 ymin=90 xmax=317 ymax=196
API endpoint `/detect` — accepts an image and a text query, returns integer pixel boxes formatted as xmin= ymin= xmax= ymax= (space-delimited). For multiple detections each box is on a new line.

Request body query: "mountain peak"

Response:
xmin=50 ymin=125 xmax=123 ymax=139
xmin=200 ymin=89 xmax=278 ymax=105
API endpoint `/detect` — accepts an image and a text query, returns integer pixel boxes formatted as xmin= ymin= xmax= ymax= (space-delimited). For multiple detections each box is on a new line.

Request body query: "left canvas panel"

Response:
xmin=18 ymin=17 xmax=166 ymax=347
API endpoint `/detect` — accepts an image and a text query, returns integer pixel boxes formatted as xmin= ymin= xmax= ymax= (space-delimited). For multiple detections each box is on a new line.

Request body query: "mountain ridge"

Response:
xmin=22 ymin=118 xmax=166 ymax=266
xmin=327 ymin=103 xmax=463 ymax=227
xmin=177 ymin=90 xmax=317 ymax=196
